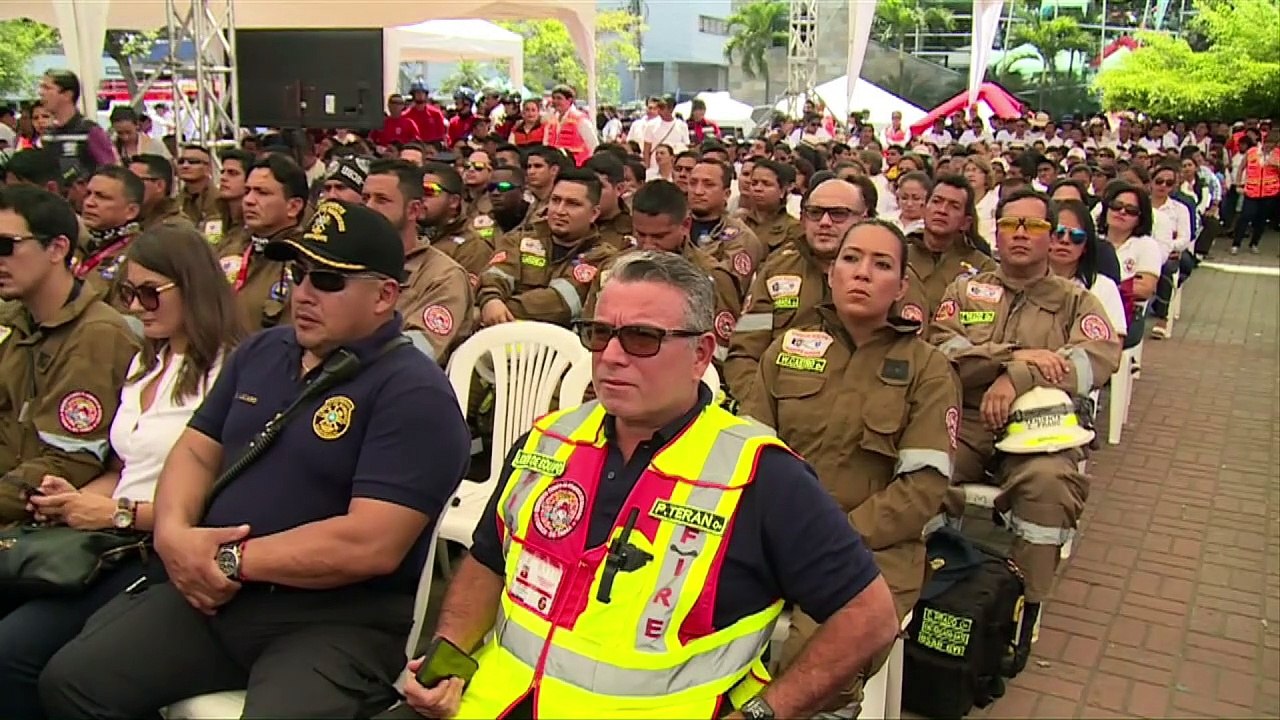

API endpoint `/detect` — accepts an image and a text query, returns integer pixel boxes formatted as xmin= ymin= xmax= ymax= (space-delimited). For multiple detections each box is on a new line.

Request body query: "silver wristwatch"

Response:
xmin=215 ymin=542 xmax=243 ymax=581
xmin=740 ymin=695 xmax=775 ymax=720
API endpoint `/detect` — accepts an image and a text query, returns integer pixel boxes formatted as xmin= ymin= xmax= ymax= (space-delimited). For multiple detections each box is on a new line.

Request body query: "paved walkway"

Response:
xmin=972 ymin=233 xmax=1280 ymax=719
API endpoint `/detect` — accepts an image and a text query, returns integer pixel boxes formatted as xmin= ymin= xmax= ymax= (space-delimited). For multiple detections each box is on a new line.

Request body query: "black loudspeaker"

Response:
xmin=236 ymin=29 xmax=384 ymax=130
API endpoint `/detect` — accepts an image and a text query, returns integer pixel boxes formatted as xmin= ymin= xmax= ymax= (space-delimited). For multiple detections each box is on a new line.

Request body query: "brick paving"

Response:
xmin=969 ymin=232 xmax=1280 ymax=719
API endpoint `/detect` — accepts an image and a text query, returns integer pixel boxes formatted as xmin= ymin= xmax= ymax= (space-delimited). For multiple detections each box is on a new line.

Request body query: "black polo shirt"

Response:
xmin=191 ymin=314 xmax=470 ymax=593
xmin=471 ymin=384 xmax=880 ymax=627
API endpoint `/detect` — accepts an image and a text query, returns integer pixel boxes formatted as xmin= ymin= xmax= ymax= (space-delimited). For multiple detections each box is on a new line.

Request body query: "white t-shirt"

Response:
xmin=1075 ymin=274 xmax=1128 ymax=337
xmin=885 ymin=210 xmax=924 ymax=236
xmin=626 ymin=115 xmax=654 ymax=145
xmin=644 ymin=118 xmax=690 ymax=168
xmin=1151 ymin=198 xmax=1193 ymax=256
xmin=922 ymin=129 xmax=953 ymax=147
xmin=109 ymin=351 xmax=223 ymax=503
xmin=1112 ymin=235 xmax=1163 ymax=281
xmin=975 ymin=189 xmax=999 ymax=246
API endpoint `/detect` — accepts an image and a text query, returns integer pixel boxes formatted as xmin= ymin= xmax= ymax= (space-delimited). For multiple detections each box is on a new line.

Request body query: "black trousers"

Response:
xmin=39 ymin=579 xmax=413 ymax=720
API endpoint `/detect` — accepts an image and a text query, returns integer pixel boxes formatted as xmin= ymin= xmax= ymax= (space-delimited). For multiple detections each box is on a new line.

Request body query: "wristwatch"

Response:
xmin=111 ymin=498 xmax=136 ymax=530
xmin=215 ymin=541 xmax=243 ymax=581
xmin=740 ymin=696 xmax=775 ymax=720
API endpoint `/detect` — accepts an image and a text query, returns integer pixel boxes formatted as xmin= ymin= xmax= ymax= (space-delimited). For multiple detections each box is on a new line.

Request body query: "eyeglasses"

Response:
xmin=176 ymin=157 xmax=207 ymax=166
xmin=117 ymin=280 xmax=176 ymax=311
xmin=423 ymin=181 xmax=453 ymax=198
xmin=486 ymin=180 xmax=521 ymax=193
xmin=285 ymin=263 xmax=383 ymax=292
xmin=995 ymin=216 xmax=1054 ymax=234
xmin=1152 ymin=177 xmax=1176 ymax=187
xmin=1109 ymin=202 xmax=1141 ymax=217
xmin=802 ymin=206 xmax=864 ymax=223
xmin=1054 ymin=226 xmax=1089 ymax=245
xmin=466 ymin=162 xmax=491 ymax=172
xmin=572 ymin=321 xmax=705 ymax=358
xmin=0 ymin=233 xmax=40 ymax=256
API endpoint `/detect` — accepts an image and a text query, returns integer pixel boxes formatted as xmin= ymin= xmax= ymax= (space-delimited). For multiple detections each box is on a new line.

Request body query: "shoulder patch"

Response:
xmin=423 ymin=305 xmax=454 ymax=336
xmin=520 ymin=237 xmax=545 ymax=255
xmin=900 ymin=303 xmax=924 ymax=324
xmin=766 ymin=274 xmax=802 ymax=299
xmin=945 ymin=407 xmax=959 ymax=450
xmin=714 ymin=310 xmax=736 ymax=341
xmin=965 ymin=282 xmax=1005 ymax=303
xmin=572 ymin=263 xmax=598 ymax=284
xmin=1080 ymin=313 xmax=1112 ymax=341
xmin=781 ymin=329 xmax=834 ymax=358
xmin=732 ymin=251 xmax=753 ymax=277
xmin=934 ymin=299 xmax=958 ymax=321
xmin=488 ymin=251 xmax=508 ymax=266
xmin=58 ymin=391 xmax=103 ymax=434
xmin=473 ymin=215 xmax=494 ymax=229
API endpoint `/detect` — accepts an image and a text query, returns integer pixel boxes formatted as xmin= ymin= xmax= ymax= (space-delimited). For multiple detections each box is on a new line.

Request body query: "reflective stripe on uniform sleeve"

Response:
xmin=895 ymin=448 xmax=952 ymax=480
xmin=37 ymin=431 xmax=108 ymax=461
xmin=1064 ymin=346 xmax=1093 ymax=395
xmin=482 ymin=266 xmax=516 ymax=291
xmin=734 ymin=312 xmax=772 ymax=333
xmin=1001 ymin=510 xmax=1076 ymax=546
xmin=713 ymin=345 xmax=728 ymax=361
xmin=405 ymin=330 xmax=438 ymax=362
xmin=939 ymin=335 xmax=974 ymax=357
xmin=549 ymin=278 xmax=584 ymax=320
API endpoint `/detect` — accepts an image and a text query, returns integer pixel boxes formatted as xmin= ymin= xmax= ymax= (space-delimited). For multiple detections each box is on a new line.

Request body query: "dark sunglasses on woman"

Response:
xmin=572 ymin=320 xmax=704 ymax=358
xmin=117 ymin=281 xmax=176 ymax=311
xmin=1054 ymin=226 xmax=1089 ymax=245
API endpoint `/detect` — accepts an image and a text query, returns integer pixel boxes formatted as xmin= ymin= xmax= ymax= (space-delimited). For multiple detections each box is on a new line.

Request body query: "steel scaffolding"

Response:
xmin=786 ymin=0 xmax=819 ymax=96
xmin=132 ymin=0 xmax=240 ymax=148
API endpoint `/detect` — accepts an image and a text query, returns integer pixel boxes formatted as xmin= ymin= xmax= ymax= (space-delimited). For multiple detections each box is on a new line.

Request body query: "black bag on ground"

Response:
xmin=902 ymin=527 xmax=1025 ymax=719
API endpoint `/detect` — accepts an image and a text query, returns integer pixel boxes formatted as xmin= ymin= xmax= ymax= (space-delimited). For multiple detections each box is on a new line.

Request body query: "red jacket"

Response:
xmin=510 ymin=122 xmax=545 ymax=147
xmin=370 ymin=113 xmax=420 ymax=147
xmin=405 ymin=103 xmax=447 ymax=144
xmin=690 ymin=119 xmax=720 ymax=143
xmin=448 ymin=113 xmax=480 ymax=146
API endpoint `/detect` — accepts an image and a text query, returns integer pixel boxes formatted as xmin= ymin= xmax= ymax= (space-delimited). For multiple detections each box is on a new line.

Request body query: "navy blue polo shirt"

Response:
xmin=470 ymin=384 xmax=880 ymax=627
xmin=191 ymin=313 xmax=470 ymax=594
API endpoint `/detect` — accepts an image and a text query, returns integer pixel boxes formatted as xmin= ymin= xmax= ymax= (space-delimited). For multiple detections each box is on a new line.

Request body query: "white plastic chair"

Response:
xmin=1107 ymin=347 xmax=1137 ymax=445
xmin=440 ymin=323 xmax=590 ymax=554
xmin=769 ymin=610 xmax=911 ymax=719
xmin=1166 ymin=276 xmax=1183 ymax=334
xmin=161 ymin=518 xmax=447 ymax=719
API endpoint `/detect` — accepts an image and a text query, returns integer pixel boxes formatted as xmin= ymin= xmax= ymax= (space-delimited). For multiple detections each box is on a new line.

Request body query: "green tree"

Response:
xmin=874 ymin=0 xmax=956 ymax=96
xmin=723 ymin=0 xmax=788 ymax=103
xmin=1094 ymin=0 xmax=1280 ymax=117
xmin=105 ymin=30 xmax=157 ymax=109
xmin=501 ymin=10 xmax=642 ymax=105
xmin=0 ymin=19 xmax=57 ymax=96
xmin=1007 ymin=7 xmax=1094 ymax=106
xmin=439 ymin=60 xmax=489 ymax=96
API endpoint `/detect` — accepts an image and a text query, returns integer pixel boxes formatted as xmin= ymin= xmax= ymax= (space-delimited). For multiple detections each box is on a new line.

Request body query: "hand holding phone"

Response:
xmin=3 ymin=473 xmax=44 ymax=501
xmin=414 ymin=637 xmax=479 ymax=690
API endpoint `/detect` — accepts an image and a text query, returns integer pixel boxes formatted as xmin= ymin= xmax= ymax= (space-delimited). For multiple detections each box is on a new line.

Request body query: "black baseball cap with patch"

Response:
xmin=265 ymin=200 xmax=406 ymax=283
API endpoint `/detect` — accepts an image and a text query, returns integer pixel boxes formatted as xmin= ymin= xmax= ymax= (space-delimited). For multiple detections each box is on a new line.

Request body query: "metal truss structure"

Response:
xmin=786 ymin=0 xmax=819 ymax=97
xmin=132 ymin=0 xmax=240 ymax=149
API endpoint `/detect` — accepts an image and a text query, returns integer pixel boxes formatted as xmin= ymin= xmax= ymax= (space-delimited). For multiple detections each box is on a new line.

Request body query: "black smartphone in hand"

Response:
xmin=2 ymin=474 xmax=43 ymax=500
xmin=414 ymin=637 xmax=479 ymax=690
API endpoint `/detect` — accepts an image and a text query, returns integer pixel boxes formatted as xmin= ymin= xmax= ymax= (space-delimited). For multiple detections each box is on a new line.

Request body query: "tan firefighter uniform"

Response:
xmin=897 ymin=233 xmax=998 ymax=328
xmin=595 ymin=209 xmax=636 ymax=251
xmin=692 ymin=214 xmax=765 ymax=293
xmin=139 ymin=198 xmax=195 ymax=233
xmin=218 ymin=228 xmax=296 ymax=331
xmin=477 ymin=225 xmax=619 ymax=327
xmin=0 ymin=285 xmax=139 ymax=522
xmin=428 ymin=214 xmax=495 ymax=283
xmin=74 ymin=224 xmax=141 ymax=313
xmin=926 ymin=269 xmax=1122 ymax=602
xmin=742 ymin=308 xmax=960 ymax=708
xmin=399 ymin=243 xmax=474 ymax=365
xmin=180 ymin=184 xmax=221 ymax=227
xmin=723 ymin=241 xmax=830 ymax=401
xmin=742 ymin=208 xmax=804 ymax=257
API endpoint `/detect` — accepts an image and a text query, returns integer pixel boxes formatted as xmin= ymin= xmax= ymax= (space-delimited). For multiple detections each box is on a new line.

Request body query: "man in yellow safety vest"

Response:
xmin=383 ymin=250 xmax=899 ymax=719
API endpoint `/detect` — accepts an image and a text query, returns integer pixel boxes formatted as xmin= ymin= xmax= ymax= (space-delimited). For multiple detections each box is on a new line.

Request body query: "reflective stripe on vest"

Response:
xmin=465 ymin=400 xmax=787 ymax=718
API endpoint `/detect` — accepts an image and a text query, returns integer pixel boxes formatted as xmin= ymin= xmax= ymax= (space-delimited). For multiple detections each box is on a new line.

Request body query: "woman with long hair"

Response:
xmin=887 ymin=171 xmax=931 ymax=236
xmin=0 ymin=225 xmax=244 ymax=720
xmin=964 ymin=156 xmax=999 ymax=245
xmin=1049 ymin=199 xmax=1128 ymax=343
xmin=1097 ymin=182 xmax=1162 ymax=349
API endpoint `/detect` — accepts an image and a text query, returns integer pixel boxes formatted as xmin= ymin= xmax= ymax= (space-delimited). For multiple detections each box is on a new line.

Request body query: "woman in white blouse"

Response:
xmin=0 ymin=226 xmax=243 ymax=720
xmin=1098 ymin=183 xmax=1162 ymax=350
xmin=963 ymin=156 xmax=999 ymax=246
xmin=1049 ymin=199 xmax=1129 ymax=342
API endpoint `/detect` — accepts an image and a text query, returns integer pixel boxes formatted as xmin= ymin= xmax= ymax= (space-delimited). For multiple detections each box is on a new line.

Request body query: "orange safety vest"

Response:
xmin=547 ymin=107 xmax=592 ymax=167
xmin=1242 ymin=146 xmax=1280 ymax=199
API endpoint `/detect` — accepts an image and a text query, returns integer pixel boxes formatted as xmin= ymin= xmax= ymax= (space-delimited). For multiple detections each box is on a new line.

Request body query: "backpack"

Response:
xmin=902 ymin=528 xmax=1026 ymax=719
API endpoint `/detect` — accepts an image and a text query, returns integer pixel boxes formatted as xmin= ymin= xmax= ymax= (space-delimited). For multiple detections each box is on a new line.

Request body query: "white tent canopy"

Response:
xmin=673 ymin=92 xmax=754 ymax=129
xmin=4 ymin=0 xmax=595 ymax=114
xmin=384 ymin=19 xmax=524 ymax=100
xmin=776 ymin=75 xmax=927 ymax=128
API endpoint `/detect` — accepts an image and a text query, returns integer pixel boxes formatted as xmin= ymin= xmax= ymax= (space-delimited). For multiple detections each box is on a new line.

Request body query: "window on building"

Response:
xmin=699 ymin=15 xmax=729 ymax=35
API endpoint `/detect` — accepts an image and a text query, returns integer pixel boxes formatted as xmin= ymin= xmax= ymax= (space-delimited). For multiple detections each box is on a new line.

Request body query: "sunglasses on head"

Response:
xmin=285 ymin=263 xmax=383 ymax=293
xmin=572 ymin=321 xmax=704 ymax=358
xmin=487 ymin=180 xmax=521 ymax=193
xmin=1054 ymin=226 xmax=1088 ymax=245
xmin=117 ymin=280 xmax=176 ymax=311
xmin=995 ymin=216 xmax=1054 ymax=234
xmin=0 ymin=233 xmax=40 ymax=256
xmin=1109 ymin=202 xmax=1141 ymax=217
xmin=802 ymin=206 xmax=863 ymax=223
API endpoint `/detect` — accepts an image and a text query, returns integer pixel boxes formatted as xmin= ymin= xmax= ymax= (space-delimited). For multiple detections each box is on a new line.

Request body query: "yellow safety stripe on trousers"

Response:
xmin=549 ymin=277 xmax=584 ymax=320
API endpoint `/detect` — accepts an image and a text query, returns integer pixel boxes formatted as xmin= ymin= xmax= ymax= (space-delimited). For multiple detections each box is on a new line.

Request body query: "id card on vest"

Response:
xmin=512 ymin=549 xmax=565 ymax=618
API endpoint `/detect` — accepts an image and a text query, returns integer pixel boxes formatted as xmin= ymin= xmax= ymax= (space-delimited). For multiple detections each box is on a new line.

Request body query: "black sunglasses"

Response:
xmin=0 ymin=233 xmax=40 ymax=256
xmin=117 ymin=281 xmax=176 ymax=311
xmin=286 ymin=263 xmax=383 ymax=293
xmin=802 ymin=206 xmax=863 ymax=223
xmin=487 ymin=180 xmax=521 ymax=193
xmin=1054 ymin=226 xmax=1088 ymax=245
xmin=572 ymin=321 xmax=705 ymax=358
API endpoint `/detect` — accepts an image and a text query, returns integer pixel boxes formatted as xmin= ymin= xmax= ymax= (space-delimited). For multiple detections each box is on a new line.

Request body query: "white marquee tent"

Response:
xmin=775 ymin=75 xmax=927 ymax=128
xmin=2 ymin=0 xmax=595 ymax=116
xmin=385 ymin=19 xmax=524 ymax=100
xmin=673 ymin=92 xmax=754 ymax=129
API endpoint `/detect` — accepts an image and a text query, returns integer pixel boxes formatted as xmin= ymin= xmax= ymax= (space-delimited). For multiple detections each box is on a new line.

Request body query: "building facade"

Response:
xmin=601 ymin=0 xmax=733 ymax=103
